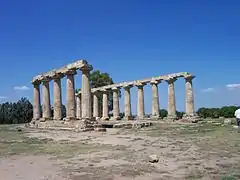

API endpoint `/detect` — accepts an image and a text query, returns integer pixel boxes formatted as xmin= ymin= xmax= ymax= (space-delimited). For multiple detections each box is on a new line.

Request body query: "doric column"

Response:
xmin=182 ymin=75 xmax=199 ymax=122
xmin=111 ymin=87 xmax=121 ymax=120
xmin=76 ymin=93 xmax=82 ymax=120
xmin=166 ymin=78 xmax=177 ymax=120
xmin=150 ymin=80 xmax=160 ymax=119
xmin=32 ymin=81 xmax=41 ymax=120
xmin=136 ymin=82 xmax=146 ymax=120
xmin=185 ymin=76 xmax=195 ymax=115
xmin=41 ymin=77 xmax=51 ymax=121
xmin=124 ymin=85 xmax=133 ymax=120
xmin=65 ymin=70 xmax=77 ymax=121
xmin=53 ymin=73 xmax=64 ymax=120
xmin=101 ymin=89 xmax=109 ymax=120
xmin=93 ymin=91 xmax=99 ymax=119
xmin=80 ymin=65 xmax=93 ymax=120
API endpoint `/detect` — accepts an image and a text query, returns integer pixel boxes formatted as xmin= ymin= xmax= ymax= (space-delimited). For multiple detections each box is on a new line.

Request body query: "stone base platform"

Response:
xmin=28 ymin=119 xmax=104 ymax=132
xmin=181 ymin=114 xmax=200 ymax=123
xmin=97 ymin=120 xmax=155 ymax=129
xmin=28 ymin=119 xmax=155 ymax=132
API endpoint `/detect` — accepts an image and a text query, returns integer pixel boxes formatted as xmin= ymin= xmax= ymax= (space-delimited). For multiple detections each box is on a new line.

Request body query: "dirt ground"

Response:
xmin=0 ymin=121 xmax=240 ymax=180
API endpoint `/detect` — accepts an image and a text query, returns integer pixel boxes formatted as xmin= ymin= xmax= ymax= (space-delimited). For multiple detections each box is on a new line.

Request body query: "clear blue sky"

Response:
xmin=0 ymin=0 xmax=239 ymax=113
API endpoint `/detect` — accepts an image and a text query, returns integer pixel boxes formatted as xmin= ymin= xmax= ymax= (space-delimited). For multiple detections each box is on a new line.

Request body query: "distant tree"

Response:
xmin=0 ymin=97 xmax=33 ymax=124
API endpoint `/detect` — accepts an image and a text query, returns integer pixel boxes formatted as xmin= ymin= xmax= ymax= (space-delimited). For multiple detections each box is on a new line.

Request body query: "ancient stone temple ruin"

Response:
xmin=31 ymin=59 xmax=199 ymax=131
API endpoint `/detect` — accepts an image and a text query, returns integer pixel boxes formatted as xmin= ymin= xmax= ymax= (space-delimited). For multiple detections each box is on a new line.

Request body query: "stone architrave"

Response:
xmin=93 ymin=91 xmax=99 ymax=119
xmin=150 ymin=80 xmax=160 ymax=119
xmin=53 ymin=73 xmax=64 ymax=120
xmin=80 ymin=65 xmax=93 ymax=120
xmin=76 ymin=93 xmax=82 ymax=120
xmin=124 ymin=85 xmax=133 ymax=120
xmin=101 ymin=89 xmax=109 ymax=120
xmin=111 ymin=87 xmax=121 ymax=120
xmin=136 ymin=82 xmax=146 ymax=120
xmin=166 ymin=78 xmax=177 ymax=120
xmin=41 ymin=77 xmax=51 ymax=121
xmin=182 ymin=75 xmax=199 ymax=122
xmin=65 ymin=70 xmax=77 ymax=121
xmin=32 ymin=81 xmax=41 ymax=120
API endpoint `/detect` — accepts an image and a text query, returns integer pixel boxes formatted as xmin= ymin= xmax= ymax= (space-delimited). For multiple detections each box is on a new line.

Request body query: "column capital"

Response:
xmin=32 ymin=80 xmax=41 ymax=86
xmin=80 ymin=64 xmax=93 ymax=74
xmin=166 ymin=77 xmax=177 ymax=84
xmin=150 ymin=79 xmax=161 ymax=85
xmin=65 ymin=69 xmax=77 ymax=76
xmin=42 ymin=76 xmax=51 ymax=83
xmin=123 ymin=84 xmax=133 ymax=90
xmin=184 ymin=75 xmax=195 ymax=82
xmin=135 ymin=82 xmax=147 ymax=88
xmin=112 ymin=87 xmax=121 ymax=91
xmin=53 ymin=72 xmax=65 ymax=80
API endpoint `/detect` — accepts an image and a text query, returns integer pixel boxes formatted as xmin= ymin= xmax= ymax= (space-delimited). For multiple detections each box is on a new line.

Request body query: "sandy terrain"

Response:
xmin=0 ymin=122 xmax=240 ymax=180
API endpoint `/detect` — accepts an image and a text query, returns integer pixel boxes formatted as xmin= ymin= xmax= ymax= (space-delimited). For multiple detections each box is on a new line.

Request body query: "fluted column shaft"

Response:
xmin=151 ymin=81 xmax=160 ymax=119
xmin=53 ymin=75 xmax=63 ymax=120
xmin=76 ymin=94 xmax=82 ymax=119
xmin=33 ymin=82 xmax=41 ymax=120
xmin=42 ymin=79 xmax=51 ymax=120
xmin=112 ymin=88 xmax=120 ymax=120
xmin=101 ymin=90 xmax=109 ymax=120
xmin=66 ymin=70 xmax=76 ymax=120
xmin=93 ymin=92 xmax=99 ymax=118
xmin=124 ymin=86 xmax=132 ymax=120
xmin=185 ymin=76 xmax=195 ymax=115
xmin=167 ymin=78 xmax=177 ymax=119
xmin=137 ymin=83 xmax=146 ymax=119
xmin=81 ymin=65 xmax=93 ymax=119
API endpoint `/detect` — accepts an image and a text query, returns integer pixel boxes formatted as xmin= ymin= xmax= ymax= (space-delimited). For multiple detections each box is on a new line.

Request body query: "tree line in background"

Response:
xmin=0 ymin=70 xmax=239 ymax=124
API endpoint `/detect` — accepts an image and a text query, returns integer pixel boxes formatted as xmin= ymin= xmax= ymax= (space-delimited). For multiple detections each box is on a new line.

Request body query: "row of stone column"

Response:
xmin=32 ymin=66 xmax=92 ymax=121
xmin=75 ymin=76 xmax=195 ymax=120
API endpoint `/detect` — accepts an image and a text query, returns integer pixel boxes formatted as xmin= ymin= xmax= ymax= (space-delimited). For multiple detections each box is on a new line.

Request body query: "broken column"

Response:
xmin=53 ymin=73 xmax=64 ymax=120
xmin=32 ymin=81 xmax=41 ymax=120
xmin=150 ymin=80 xmax=160 ymax=119
xmin=111 ymin=87 xmax=121 ymax=120
xmin=101 ymin=89 xmax=109 ymax=120
xmin=124 ymin=85 xmax=133 ymax=120
xmin=65 ymin=70 xmax=77 ymax=121
xmin=80 ymin=64 xmax=93 ymax=120
xmin=136 ymin=82 xmax=146 ymax=120
xmin=166 ymin=78 xmax=177 ymax=120
xmin=41 ymin=77 xmax=51 ymax=121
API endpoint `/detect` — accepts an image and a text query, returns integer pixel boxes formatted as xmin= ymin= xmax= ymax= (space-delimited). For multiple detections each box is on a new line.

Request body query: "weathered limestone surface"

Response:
xmin=111 ymin=87 xmax=121 ymax=120
xmin=80 ymin=65 xmax=93 ymax=120
xmin=101 ymin=90 xmax=109 ymax=120
xmin=150 ymin=80 xmax=160 ymax=119
xmin=167 ymin=78 xmax=177 ymax=120
xmin=53 ymin=74 xmax=63 ymax=120
xmin=66 ymin=70 xmax=77 ymax=121
xmin=33 ymin=81 xmax=41 ymax=120
xmin=136 ymin=82 xmax=146 ymax=119
xmin=182 ymin=75 xmax=199 ymax=122
xmin=76 ymin=94 xmax=82 ymax=120
xmin=93 ymin=92 xmax=99 ymax=119
xmin=41 ymin=78 xmax=51 ymax=121
xmin=124 ymin=85 xmax=133 ymax=120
